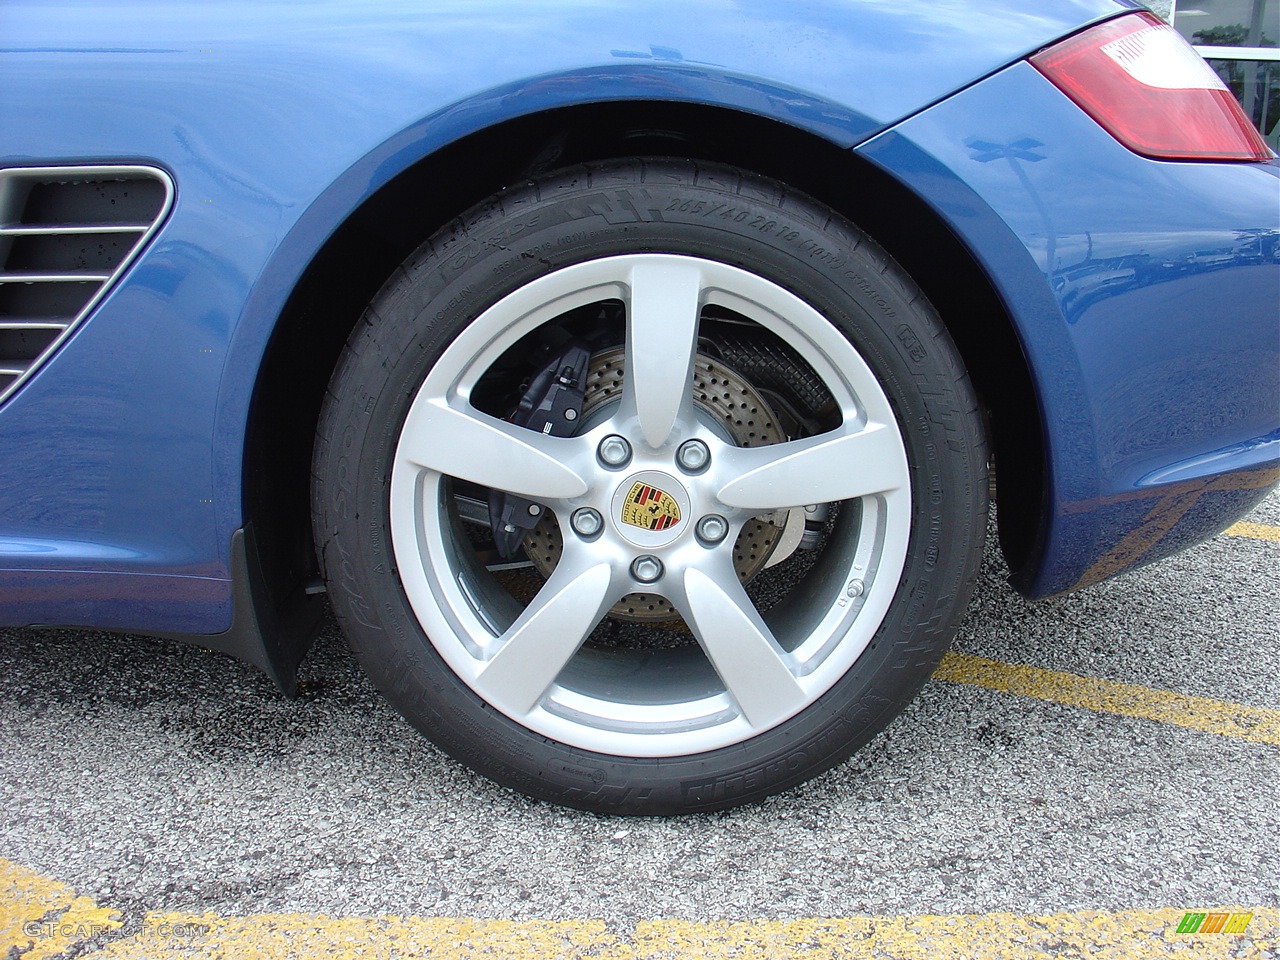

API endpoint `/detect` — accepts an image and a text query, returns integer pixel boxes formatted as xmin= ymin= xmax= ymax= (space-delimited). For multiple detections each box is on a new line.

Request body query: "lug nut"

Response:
xmin=630 ymin=555 xmax=663 ymax=583
xmin=570 ymin=508 xmax=603 ymax=538
xmin=696 ymin=515 xmax=729 ymax=545
xmin=676 ymin=439 xmax=710 ymax=473
xmin=598 ymin=435 xmax=632 ymax=468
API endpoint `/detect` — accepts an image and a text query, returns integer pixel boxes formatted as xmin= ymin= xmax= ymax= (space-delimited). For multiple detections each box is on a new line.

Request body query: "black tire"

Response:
xmin=312 ymin=159 xmax=987 ymax=814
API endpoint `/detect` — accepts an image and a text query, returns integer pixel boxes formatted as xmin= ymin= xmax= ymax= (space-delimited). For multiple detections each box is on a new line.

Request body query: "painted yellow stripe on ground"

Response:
xmin=3 ymin=859 xmax=1277 ymax=958
xmin=1225 ymin=520 xmax=1280 ymax=542
xmin=78 ymin=908 xmax=1280 ymax=959
xmin=936 ymin=652 xmax=1280 ymax=746
xmin=0 ymin=859 xmax=121 ymax=960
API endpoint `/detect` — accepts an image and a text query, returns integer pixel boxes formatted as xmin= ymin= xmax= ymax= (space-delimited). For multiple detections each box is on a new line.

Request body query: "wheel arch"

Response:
xmin=242 ymin=99 xmax=1045 ymax=677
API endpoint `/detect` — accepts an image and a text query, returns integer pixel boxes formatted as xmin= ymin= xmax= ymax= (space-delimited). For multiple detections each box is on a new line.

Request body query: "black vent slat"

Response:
xmin=18 ymin=177 xmax=166 ymax=227
xmin=0 ymin=280 xmax=96 ymax=318
xmin=0 ymin=328 xmax=61 ymax=363
xmin=6 ymin=233 xmax=139 ymax=273
xmin=0 ymin=166 xmax=172 ymax=405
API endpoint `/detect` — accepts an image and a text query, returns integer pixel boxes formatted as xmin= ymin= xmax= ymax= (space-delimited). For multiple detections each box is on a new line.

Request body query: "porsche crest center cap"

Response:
xmin=622 ymin=481 xmax=682 ymax=531
xmin=612 ymin=471 xmax=691 ymax=547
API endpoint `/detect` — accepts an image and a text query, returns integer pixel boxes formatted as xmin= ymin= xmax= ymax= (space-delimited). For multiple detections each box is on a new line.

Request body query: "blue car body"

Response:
xmin=1 ymin=0 xmax=1276 ymax=688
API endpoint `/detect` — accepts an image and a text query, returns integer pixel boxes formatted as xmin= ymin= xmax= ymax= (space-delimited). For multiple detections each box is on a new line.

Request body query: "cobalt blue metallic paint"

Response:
xmin=0 ymin=0 xmax=1124 ymax=632
xmin=858 ymin=62 xmax=1279 ymax=595
xmin=0 ymin=0 xmax=1274 ymax=631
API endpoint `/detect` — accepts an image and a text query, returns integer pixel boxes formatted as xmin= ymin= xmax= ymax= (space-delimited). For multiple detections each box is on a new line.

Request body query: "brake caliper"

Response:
xmin=488 ymin=341 xmax=592 ymax=558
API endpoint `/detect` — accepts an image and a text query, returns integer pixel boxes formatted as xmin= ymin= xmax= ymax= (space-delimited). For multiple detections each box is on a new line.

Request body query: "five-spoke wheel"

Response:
xmin=390 ymin=254 xmax=912 ymax=756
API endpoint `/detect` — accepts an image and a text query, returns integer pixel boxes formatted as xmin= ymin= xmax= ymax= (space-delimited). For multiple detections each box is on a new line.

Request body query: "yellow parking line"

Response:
xmin=0 ymin=858 xmax=121 ymax=960
xmin=92 ymin=910 xmax=1278 ymax=959
xmin=936 ymin=652 xmax=1280 ymax=746
xmin=1 ymin=858 xmax=1274 ymax=960
xmin=1225 ymin=520 xmax=1280 ymax=542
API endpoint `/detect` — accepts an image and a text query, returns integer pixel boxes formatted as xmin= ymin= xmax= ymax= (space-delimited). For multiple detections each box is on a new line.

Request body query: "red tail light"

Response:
xmin=1031 ymin=12 xmax=1273 ymax=162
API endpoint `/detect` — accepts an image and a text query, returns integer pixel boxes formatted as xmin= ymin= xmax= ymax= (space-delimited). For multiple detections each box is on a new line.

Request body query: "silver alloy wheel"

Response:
xmin=388 ymin=254 xmax=912 ymax=757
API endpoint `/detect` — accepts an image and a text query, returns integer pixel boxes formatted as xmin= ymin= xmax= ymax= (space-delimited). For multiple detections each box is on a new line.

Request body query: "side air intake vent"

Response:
xmin=0 ymin=165 xmax=173 ymax=405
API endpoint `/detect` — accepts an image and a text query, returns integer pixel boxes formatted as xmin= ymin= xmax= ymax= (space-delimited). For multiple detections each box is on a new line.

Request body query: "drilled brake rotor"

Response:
xmin=524 ymin=347 xmax=786 ymax=622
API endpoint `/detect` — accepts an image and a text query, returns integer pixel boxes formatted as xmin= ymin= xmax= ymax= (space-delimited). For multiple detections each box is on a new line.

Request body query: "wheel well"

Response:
xmin=244 ymin=100 xmax=1044 ymax=618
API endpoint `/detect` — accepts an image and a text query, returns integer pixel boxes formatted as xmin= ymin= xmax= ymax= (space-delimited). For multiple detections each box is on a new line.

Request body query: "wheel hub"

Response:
xmin=524 ymin=348 xmax=786 ymax=621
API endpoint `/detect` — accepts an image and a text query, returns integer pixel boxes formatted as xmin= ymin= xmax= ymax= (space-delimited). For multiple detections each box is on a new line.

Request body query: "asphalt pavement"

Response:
xmin=1 ymin=492 xmax=1276 ymax=958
